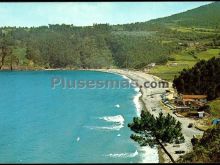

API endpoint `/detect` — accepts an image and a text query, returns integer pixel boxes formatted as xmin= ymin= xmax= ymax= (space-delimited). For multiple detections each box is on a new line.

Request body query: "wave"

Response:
xmin=85 ymin=124 xmax=123 ymax=131
xmin=105 ymin=150 xmax=138 ymax=158
xmin=121 ymin=75 xmax=129 ymax=80
xmin=138 ymin=146 xmax=159 ymax=163
xmin=99 ymin=115 xmax=124 ymax=124
xmin=121 ymin=75 xmax=133 ymax=84
xmin=134 ymin=87 xmax=140 ymax=92
xmin=115 ymin=104 xmax=120 ymax=108
xmin=133 ymin=90 xmax=142 ymax=116
xmin=120 ymin=72 xmax=142 ymax=116
xmin=86 ymin=115 xmax=125 ymax=131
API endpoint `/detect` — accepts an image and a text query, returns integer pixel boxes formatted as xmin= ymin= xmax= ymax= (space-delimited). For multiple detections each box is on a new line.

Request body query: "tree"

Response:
xmin=9 ymin=53 xmax=19 ymax=70
xmin=128 ymin=110 xmax=185 ymax=163
xmin=0 ymin=44 xmax=12 ymax=69
xmin=0 ymin=33 xmax=14 ymax=70
xmin=26 ymin=46 xmax=42 ymax=64
xmin=173 ymin=57 xmax=220 ymax=100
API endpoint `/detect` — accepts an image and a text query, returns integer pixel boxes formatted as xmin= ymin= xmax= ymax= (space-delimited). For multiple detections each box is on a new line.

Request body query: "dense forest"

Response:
xmin=0 ymin=24 xmax=188 ymax=70
xmin=173 ymin=57 xmax=220 ymax=100
xmin=1 ymin=2 xmax=220 ymax=70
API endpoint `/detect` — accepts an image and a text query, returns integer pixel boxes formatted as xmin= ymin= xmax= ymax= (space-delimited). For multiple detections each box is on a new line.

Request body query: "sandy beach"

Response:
xmin=92 ymin=68 xmax=204 ymax=163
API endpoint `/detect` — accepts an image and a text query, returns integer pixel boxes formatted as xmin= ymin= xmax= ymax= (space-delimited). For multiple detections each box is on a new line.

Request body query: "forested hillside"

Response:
xmin=149 ymin=2 xmax=220 ymax=28
xmin=0 ymin=24 xmax=180 ymax=69
xmin=0 ymin=2 xmax=220 ymax=70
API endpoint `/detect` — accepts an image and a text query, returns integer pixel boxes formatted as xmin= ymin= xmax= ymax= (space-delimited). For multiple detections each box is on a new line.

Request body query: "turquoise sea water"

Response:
xmin=0 ymin=70 xmax=158 ymax=163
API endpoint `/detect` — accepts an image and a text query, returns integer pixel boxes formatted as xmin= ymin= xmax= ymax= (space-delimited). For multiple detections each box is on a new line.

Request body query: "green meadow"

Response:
xmin=149 ymin=48 xmax=220 ymax=81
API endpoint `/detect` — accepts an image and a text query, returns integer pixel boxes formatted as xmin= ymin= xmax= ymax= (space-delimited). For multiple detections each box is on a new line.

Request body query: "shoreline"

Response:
xmin=118 ymin=72 xmax=159 ymax=163
xmin=91 ymin=69 xmax=204 ymax=163
xmin=1 ymin=68 xmax=204 ymax=163
xmin=93 ymin=69 xmax=164 ymax=163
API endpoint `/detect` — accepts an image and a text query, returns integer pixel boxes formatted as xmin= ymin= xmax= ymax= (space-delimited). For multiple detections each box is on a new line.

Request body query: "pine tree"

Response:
xmin=128 ymin=111 xmax=185 ymax=163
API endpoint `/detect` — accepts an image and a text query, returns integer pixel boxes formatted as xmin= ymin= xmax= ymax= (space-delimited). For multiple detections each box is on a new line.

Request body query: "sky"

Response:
xmin=0 ymin=2 xmax=212 ymax=27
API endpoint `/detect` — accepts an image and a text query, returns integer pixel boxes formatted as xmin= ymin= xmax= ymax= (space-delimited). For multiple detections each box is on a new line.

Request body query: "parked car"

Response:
xmin=152 ymin=108 xmax=156 ymax=111
xmin=188 ymin=123 xmax=193 ymax=128
xmin=175 ymin=150 xmax=185 ymax=154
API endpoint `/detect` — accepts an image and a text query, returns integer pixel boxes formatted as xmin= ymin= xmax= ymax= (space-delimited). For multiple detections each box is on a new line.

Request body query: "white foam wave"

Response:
xmin=85 ymin=125 xmax=123 ymax=131
xmin=99 ymin=115 xmax=124 ymax=124
xmin=86 ymin=115 xmax=125 ymax=131
xmin=122 ymin=75 xmax=129 ymax=80
xmin=115 ymin=104 xmax=120 ymax=108
xmin=121 ymin=75 xmax=133 ymax=84
xmin=133 ymin=90 xmax=142 ymax=116
xmin=138 ymin=146 xmax=159 ymax=163
xmin=105 ymin=150 xmax=138 ymax=158
xmin=134 ymin=87 xmax=140 ymax=92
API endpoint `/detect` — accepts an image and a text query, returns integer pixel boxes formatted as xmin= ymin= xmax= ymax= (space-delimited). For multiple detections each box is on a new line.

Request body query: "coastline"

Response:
xmin=90 ymin=68 xmax=204 ymax=163
xmin=0 ymin=68 xmax=204 ymax=163
xmin=92 ymin=69 xmax=165 ymax=163
xmin=117 ymin=71 xmax=159 ymax=163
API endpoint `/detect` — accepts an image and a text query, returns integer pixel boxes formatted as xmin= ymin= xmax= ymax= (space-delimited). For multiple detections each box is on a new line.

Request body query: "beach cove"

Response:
xmin=0 ymin=70 xmax=159 ymax=163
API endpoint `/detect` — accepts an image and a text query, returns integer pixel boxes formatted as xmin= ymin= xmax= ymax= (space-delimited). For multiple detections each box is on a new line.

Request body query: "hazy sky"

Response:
xmin=0 ymin=2 xmax=212 ymax=27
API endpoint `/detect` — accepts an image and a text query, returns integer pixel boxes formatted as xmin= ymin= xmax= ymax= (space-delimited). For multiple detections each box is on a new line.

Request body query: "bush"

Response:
xmin=198 ymin=105 xmax=211 ymax=113
xmin=191 ymin=137 xmax=199 ymax=146
xmin=168 ymin=57 xmax=176 ymax=61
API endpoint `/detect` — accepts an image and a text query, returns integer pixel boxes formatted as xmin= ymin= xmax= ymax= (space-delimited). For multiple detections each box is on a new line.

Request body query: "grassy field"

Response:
xmin=196 ymin=99 xmax=220 ymax=130
xmin=208 ymin=99 xmax=220 ymax=119
xmin=149 ymin=50 xmax=197 ymax=81
xmin=197 ymin=49 xmax=220 ymax=60
xmin=149 ymin=48 xmax=220 ymax=82
xmin=169 ymin=26 xmax=218 ymax=34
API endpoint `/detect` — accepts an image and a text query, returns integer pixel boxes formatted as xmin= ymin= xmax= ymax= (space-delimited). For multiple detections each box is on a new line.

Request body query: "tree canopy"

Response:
xmin=128 ymin=110 xmax=185 ymax=163
xmin=173 ymin=57 xmax=220 ymax=100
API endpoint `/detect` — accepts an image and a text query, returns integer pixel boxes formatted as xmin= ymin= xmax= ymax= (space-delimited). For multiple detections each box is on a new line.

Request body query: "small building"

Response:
xmin=181 ymin=94 xmax=207 ymax=104
xmin=175 ymin=106 xmax=191 ymax=112
xmin=147 ymin=63 xmax=156 ymax=68
xmin=190 ymin=101 xmax=206 ymax=110
xmin=198 ymin=111 xmax=205 ymax=118
xmin=144 ymin=68 xmax=149 ymax=72
xmin=175 ymin=94 xmax=207 ymax=110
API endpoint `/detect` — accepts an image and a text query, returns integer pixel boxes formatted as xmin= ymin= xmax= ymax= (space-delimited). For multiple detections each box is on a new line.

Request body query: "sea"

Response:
xmin=0 ymin=70 xmax=159 ymax=163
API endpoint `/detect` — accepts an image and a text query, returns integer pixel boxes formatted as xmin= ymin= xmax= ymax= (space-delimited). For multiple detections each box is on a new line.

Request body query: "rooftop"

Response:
xmin=181 ymin=94 xmax=207 ymax=99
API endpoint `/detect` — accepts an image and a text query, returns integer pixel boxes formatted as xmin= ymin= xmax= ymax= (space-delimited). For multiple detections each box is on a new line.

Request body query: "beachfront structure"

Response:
xmin=181 ymin=94 xmax=207 ymax=103
xmin=175 ymin=94 xmax=207 ymax=110
xmin=147 ymin=63 xmax=156 ymax=68
xmin=198 ymin=111 xmax=205 ymax=118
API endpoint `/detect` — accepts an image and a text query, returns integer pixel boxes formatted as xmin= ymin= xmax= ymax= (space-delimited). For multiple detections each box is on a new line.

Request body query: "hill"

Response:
xmin=148 ymin=2 xmax=220 ymax=28
xmin=0 ymin=2 xmax=220 ymax=70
